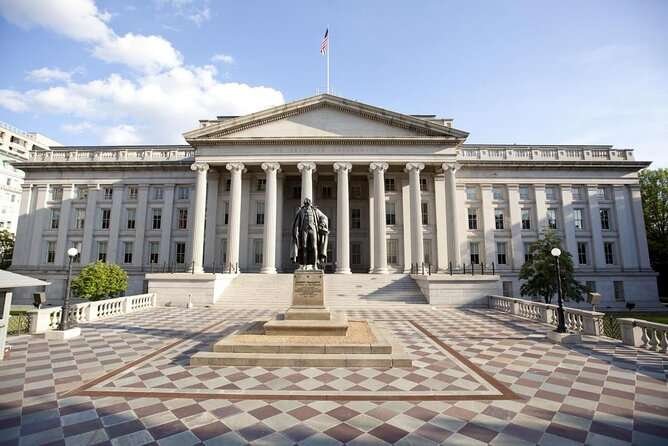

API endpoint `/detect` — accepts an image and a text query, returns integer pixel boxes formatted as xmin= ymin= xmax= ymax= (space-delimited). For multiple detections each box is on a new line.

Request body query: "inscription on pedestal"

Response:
xmin=292 ymin=271 xmax=325 ymax=308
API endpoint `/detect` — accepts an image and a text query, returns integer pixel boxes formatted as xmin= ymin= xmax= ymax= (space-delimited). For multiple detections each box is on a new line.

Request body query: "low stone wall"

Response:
xmin=618 ymin=318 xmax=668 ymax=352
xmin=412 ymin=274 xmax=502 ymax=306
xmin=146 ymin=273 xmax=236 ymax=306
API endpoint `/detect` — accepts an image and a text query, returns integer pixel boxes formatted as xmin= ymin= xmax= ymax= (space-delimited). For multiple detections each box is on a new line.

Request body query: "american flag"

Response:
xmin=320 ymin=28 xmax=329 ymax=54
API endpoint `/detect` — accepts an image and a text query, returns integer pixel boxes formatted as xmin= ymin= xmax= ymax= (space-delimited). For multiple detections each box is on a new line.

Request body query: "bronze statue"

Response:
xmin=292 ymin=198 xmax=329 ymax=270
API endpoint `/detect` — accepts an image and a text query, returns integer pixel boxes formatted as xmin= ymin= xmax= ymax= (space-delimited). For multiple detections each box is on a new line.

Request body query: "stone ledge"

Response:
xmin=264 ymin=311 xmax=349 ymax=336
xmin=190 ymin=351 xmax=412 ymax=368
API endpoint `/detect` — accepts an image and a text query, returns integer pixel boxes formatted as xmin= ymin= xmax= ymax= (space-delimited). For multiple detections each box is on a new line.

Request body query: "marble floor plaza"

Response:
xmin=1 ymin=304 xmax=667 ymax=445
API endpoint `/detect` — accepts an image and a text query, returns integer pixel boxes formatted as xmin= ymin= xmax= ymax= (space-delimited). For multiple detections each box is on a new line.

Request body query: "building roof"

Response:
xmin=0 ymin=270 xmax=49 ymax=289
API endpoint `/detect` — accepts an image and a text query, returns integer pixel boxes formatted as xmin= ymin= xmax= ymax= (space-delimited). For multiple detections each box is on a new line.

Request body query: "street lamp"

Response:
xmin=58 ymin=247 xmax=79 ymax=331
xmin=551 ymin=247 xmax=567 ymax=333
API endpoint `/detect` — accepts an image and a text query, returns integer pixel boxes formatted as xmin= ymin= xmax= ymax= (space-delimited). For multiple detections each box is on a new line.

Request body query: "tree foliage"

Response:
xmin=71 ymin=261 xmax=128 ymax=301
xmin=519 ymin=231 xmax=588 ymax=304
xmin=0 ymin=229 xmax=14 ymax=269
xmin=639 ymin=168 xmax=668 ymax=265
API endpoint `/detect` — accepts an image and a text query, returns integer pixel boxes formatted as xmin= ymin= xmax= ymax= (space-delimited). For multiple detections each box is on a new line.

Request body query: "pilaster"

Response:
xmin=29 ymin=185 xmax=49 ymax=265
xmin=560 ymin=184 xmax=577 ymax=260
xmin=433 ymin=172 xmax=448 ymax=271
xmin=614 ymin=185 xmax=639 ymax=270
xmin=55 ymin=185 xmax=74 ymax=266
xmin=480 ymin=184 xmax=496 ymax=266
xmin=507 ymin=184 xmax=524 ymax=270
xmin=629 ymin=184 xmax=651 ymax=270
xmin=203 ymin=169 xmax=220 ymax=269
xmin=106 ymin=183 xmax=125 ymax=264
xmin=80 ymin=185 xmax=98 ymax=264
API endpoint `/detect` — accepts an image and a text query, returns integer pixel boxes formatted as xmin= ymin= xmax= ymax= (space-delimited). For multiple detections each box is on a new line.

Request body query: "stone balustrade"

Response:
xmin=26 ymin=293 xmax=156 ymax=334
xmin=618 ymin=318 xmax=668 ymax=352
xmin=28 ymin=148 xmax=195 ymax=163
xmin=460 ymin=146 xmax=633 ymax=162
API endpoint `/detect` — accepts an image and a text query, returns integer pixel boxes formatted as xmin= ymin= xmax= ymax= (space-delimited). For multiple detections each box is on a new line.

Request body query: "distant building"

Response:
xmin=0 ymin=122 xmax=58 ymax=232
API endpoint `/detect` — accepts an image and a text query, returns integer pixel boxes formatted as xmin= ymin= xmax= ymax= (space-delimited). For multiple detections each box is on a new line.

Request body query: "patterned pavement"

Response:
xmin=1 ymin=305 xmax=666 ymax=445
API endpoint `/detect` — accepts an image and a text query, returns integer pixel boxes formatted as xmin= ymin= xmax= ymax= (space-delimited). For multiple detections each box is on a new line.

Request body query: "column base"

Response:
xmin=260 ymin=267 xmax=277 ymax=274
xmin=335 ymin=268 xmax=351 ymax=274
xmin=373 ymin=268 xmax=389 ymax=274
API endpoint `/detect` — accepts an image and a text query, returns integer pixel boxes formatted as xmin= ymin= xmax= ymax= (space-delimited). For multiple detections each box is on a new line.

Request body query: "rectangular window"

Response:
xmin=494 ymin=209 xmax=504 ymax=230
xmin=423 ymin=239 xmax=432 ymax=264
xmin=46 ymin=241 xmax=56 ymax=264
xmin=386 ymin=202 xmax=396 ymax=225
xmin=574 ymin=208 xmax=585 ymax=230
xmin=76 ymin=186 xmax=88 ymax=200
xmin=614 ymin=281 xmax=625 ymax=302
xmin=293 ymin=186 xmax=301 ymax=199
xmin=50 ymin=208 xmax=60 ymax=230
xmin=600 ymin=208 xmax=610 ymax=230
xmin=50 ymin=187 xmax=63 ymax=201
xmin=175 ymin=242 xmax=186 ymax=264
xmin=224 ymin=201 xmax=229 ymax=225
xmin=153 ymin=187 xmax=164 ymax=201
xmin=225 ymin=179 xmax=231 ymax=192
xmin=502 ymin=281 xmax=513 ymax=297
xmin=256 ymin=201 xmax=265 ymax=225
xmin=519 ymin=185 xmax=530 ymax=201
xmin=496 ymin=242 xmax=507 ymax=265
xmin=577 ymin=242 xmax=588 ymax=265
xmin=123 ymin=241 xmax=133 ymax=264
xmin=220 ymin=239 xmax=227 ymax=265
xmin=178 ymin=208 xmax=188 ymax=229
xmin=71 ymin=241 xmax=82 ymax=263
xmin=547 ymin=208 xmax=558 ymax=229
xmin=572 ymin=186 xmax=585 ymax=201
xmin=351 ymin=243 xmax=361 ymax=265
xmin=586 ymin=281 xmax=597 ymax=292
xmin=75 ymin=208 xmax=86 ymax=229
xmin=101 ymin=209 xmax=111 ymax=229
xmin=177 ymin=186 xmax=190 ymax=200
xmin=149 ymin=241 xmax=160 ymax=264
xmin=469 ymin=242 xmax=480 ymax=264
xmin=386 ymin=239 xmax=398 ymax=264
xmin=256 ymin=178 xmax=266 ymax=192
xmin=384 ymin=178 xmax=395 ymax=192
xmin=604 ymin=242 xmax=615 ymax=264
xmin=466 ymin=186 xmax=478 ymax=201
xmin=351 ymin=208 xmax=361 ymax=229
xmin=103 ymin=187 xmax=113 ymax=200
xmin=351 ymin=185 xmax=362 ymax=199
xmin=321 ymin=185 xmax=332 ymax=199
xmin=152 ymin=208 xmax=162 ymax=230
xmin=492 ymin=186 xmax=504 ymax=200
xmin=524 ymin=242 xmax=533 ymax=263
xmin=97 ymin=241 xmax=107 ymax=262
xmin=545 ymin=186 xmax=557 ymax=201
xmin=126 ymin=208 xmax=136 ymax=229
xmin=128 ymin=186 xmax=138 ymax=200
xmin=253 ymin=239 xmax=263 ymax=265
xmin=521 ymin=209 xmax=531 ymax=230
xmin=420 ymin=177 xmax=428 ymax=192
xmin=468 ymin=208 xmax=478 ymax=230
xmin=421 ymin=202 xmax=428 ymax=225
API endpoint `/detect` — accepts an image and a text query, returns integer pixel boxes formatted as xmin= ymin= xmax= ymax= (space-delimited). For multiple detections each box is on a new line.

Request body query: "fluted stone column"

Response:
xmin=630 ymin=184 xmax=651 ymax=270
xmin=334 ymin=162 xmax=352 ymax=274
xmin=226 ymin=163 xmax=245 ymax=271
xmin=370 ymin=162 xmax=389 ymax=274
xmin=190 ymin=162 xmax=209 ymax=273
xmin=261 ymin=162 xmax=280 ymax=274
xmin=297 ymin=162 xmax=316 ymax=203
xmin=406 ymin=163 xmax=425 ymax=266
xmin=443 ymin=163 xmax=461 ymax=267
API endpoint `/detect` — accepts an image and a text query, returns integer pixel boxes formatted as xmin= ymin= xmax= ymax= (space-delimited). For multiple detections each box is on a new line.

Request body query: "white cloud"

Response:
xmin=61 ymin=122 xmax=94 ymax=134
xmin=0 ymin=90 xmax=28 ymax=112
xmin=93 ymin=33 xmax=182 ymax=73
xmin=211 ymin=53 xmax=234 ymax=64
xmin=26 ymin=67 xmax=76 ymax=83
xmin=156 ymin=0 xmax=211 ymax=25
xmin=101 ymin=124 xmax=141 ymax=145
xmin=188 ymin=6 xmax=210 ymax=26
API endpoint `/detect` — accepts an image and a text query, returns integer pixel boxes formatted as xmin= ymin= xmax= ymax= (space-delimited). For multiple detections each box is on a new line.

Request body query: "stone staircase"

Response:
xmin=214 ymin=273 xmax=427 ymax=308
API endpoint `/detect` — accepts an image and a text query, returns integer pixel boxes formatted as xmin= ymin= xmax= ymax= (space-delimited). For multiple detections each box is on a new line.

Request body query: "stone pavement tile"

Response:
xmin=63 ymin=428 xmax=108 ymax=446
xmin=457 ymin=421 xmax=499 ymax=443
xmin=156 ymin=430 xmax=200 ymax=446
xmin=368 ymin=423 xmax=408 ymax=443
xmin=252 ymin=432 xmax=295 ymax=446
xmin=202 ymin=431 xmax=247 ymax=446
xmin=324 ymin=422 xmax=364 ymax=443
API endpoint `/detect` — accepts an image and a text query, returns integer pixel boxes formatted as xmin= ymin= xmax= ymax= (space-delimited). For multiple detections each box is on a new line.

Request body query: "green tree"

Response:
xmin=640 ymin=168 xmax=668 ymax=297
xmin=0 ymin=229 xmax=14 ymax=269
xmin=71 ymin=261 xmax=128 ymax=301
xmin=519 ymin=231 xmax=588 ymax=304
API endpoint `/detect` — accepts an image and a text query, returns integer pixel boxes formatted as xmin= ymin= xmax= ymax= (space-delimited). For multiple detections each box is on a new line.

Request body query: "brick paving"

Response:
xmin=1 ymin=305 xmax=666 ymax=445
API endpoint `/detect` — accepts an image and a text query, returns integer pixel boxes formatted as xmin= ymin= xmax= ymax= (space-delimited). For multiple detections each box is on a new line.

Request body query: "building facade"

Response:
xmin=10 ymin=95 xmax=659 ymax=307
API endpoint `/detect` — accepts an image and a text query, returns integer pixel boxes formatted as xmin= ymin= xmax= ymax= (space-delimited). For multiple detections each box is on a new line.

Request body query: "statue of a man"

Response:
xmin=292 ymin=198 xmax=329 ymax=269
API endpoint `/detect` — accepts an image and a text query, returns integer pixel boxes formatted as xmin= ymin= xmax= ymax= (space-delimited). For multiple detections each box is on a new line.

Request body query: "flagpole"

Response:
xmin=326 ymin=25 xmax=330 ymax=94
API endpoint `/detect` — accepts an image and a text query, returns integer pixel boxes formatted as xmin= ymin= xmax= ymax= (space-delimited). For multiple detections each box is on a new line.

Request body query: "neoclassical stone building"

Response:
xmin=10 ymin=95 xmax=658 ymax=307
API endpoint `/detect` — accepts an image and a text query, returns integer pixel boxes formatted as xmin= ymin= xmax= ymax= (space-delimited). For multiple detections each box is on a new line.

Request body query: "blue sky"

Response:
xmin=0 ymin=0 xmax=666 ymax=166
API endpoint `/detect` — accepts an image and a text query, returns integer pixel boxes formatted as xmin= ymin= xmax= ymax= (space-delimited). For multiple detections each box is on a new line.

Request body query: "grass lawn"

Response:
xmin=606 ymin=312 xmax=668 ymax=324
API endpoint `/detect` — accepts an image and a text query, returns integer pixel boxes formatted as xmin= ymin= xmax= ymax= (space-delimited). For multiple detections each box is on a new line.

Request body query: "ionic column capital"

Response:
xmin=369 ymin=162 xmax=389 ymax=173
xmin=404 ymin=162 xmax=425 ymax=173
xmin=297 ymin=161 xmax=317 ymax=172
xmin=441 ymin=162 xmax=460 ymax=173
xmin=261 ymin=162 xmax=281 ymax=172
xmin=226 ymin=162 xmax=246 ymax=173
xmin=190 ymin=162 xmax=210 ymax=172
xmin=333 ymin=162 xmax=352 ymax=173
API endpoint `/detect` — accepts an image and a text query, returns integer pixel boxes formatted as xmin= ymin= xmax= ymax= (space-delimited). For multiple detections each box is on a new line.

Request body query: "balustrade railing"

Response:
xmin=618 ymin=319 xmax=668 ymax=352
xmin=28 ymin=148 xmax=195 ymax=163
xmin=459 ymin=146 xmax=633 ymax=162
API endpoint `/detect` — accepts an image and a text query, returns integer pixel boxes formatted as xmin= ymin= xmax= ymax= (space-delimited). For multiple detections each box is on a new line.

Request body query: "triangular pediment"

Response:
xmin=184 ymin=94 xmax=468 ymax=142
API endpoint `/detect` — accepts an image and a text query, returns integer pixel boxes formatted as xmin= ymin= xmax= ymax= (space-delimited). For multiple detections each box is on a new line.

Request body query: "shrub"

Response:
xmin=71 ymin=261 xmax=128 ymax=301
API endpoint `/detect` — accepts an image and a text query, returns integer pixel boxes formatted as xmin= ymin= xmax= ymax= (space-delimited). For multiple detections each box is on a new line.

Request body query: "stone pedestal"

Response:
xmin=45 ymin=327 xmax=81 ymax=340
xmin=547 ymin=330 xmax=582 ymax=345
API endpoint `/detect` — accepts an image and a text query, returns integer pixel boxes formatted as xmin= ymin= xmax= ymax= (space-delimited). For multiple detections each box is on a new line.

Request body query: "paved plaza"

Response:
xmin=1 ymin=305 xmax=667 ymax=445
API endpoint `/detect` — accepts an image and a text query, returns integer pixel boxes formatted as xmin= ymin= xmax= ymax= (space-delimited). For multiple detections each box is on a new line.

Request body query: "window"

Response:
xmin=502 ymin=281 xmax=513 ymax=297
xmin=521 ymin=209 xmax=531 ymax=230
xmin=547 ymin=208 xmax=558 ymax=229
xmin=50 ymin=208 xmax=60 ymax=230
xmin=152 ymin=208 xmax=162 ymax=230
xmin=103 ymin=187 xmax=113 ymax=200
xmin=494 ymin=209 xmax=504 ymax=230
xmin=492 ymin=186 xmax=504 ymax=200
xmin=46 ymin=241 xmax=56 ymax=264
xmin=128 ymin=186 xmax=138 ymax=200
xmin=468 ymin=208 xmax=478 ymax=230
xmin=577 ymin=242 xmax=588 ymax=265
xmin=50 ymin=187 xmax=63 ymax=201
xmin=100 ymin=209 xmax=111 ymax=229
xmin=386 ymin=202 xmax=396 ymax=225
xmin=292 ymin=186 xmax=301 ymax=199
xmin=614 ymin=281 xmax=625 ymax=302
xmin=220 ymin=239 xmax=227 ymax=265
xmin=469 ymin=242 xmax=480 ymax=264
xmin=175 ymin=242 xmax=186 ymax=264
xmin=149 ymin=241 xmax=160 ymax=264
xmin=384 ymin=178 xmax=395 ymax=192
xmin=75 ymin=208 xmax=86 ymax=229
xmin=420 ymin=178 xmax=428 ymax=192
xmin=423 ymin=239 xmax=432 ymax=264
xmin=351 ymin=185 xmax=362 ymax=199
xmin=253 ymin=239 xmax=263 ymax=264
xmin=604 ymin=242 xmax=615 ymax=264
xmin=496 ymin=242 xmax=507 ymax=265
xmin=586 ymin=281 xmax=597 ymax=292
xmin=524 ymin=242 xmax=533 ymax=263
xmin=123 ymin=242 xmax=133 ymax=264
xmin=351 ymin=208 xmax=361 ymax=229
xmin=177 ymin=186 xmax=190 ymax=200
xmin=572 ymin=186 xmax=585 ymax=201
xmin=224 ymin=201 xmax=229 ymax=225
xmin=519 ymin=185 xmax=530 ymax=201
xmin=256 ymin=201 xmax=265 ymax=225
xmin=421 ymin=202 xmax=428 ymax=225
xmin=97 ymin=241 xmax=107 ymax=262
xmin=598 ymin=186 xmax=611 ymax=200
xmin=71 ymin=242 xmax=82 ymax=263
xmin=225 ymin=179 xmax=231 ymax=192
xmin=574 ymin=208 xmax=585 ymax=230
xmin=600 ymin=208 xmax=611 ymax=230
xmin=256 ymin=178 xmax=266 ymax=192
xmin=545 ymin=186 xmax=557 ymax=201
xmin=351 ymin=243 xmax=361 ymax=265
xmin=126 ymin=208 xmax=136 ymax=229
xmin=153 ymin=187 xmax=164 ymax=201
xmin=466 ymin=186 xmax=478 ymax=201
xmin=321 ymin=185 xmax=332 ymax=199
xmin=76 ymin=186 xmax=88 ymax=200
xmin=386 ymin=239 xmax=398 ymax=264
xmin=178 ymin=208 xmax=188 ymax=229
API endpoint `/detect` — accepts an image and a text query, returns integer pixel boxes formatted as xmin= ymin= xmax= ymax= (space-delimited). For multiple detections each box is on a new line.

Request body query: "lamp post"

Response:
xmin=59 ymin=247 xmax=79 ymax=331
xmin=551 ymin=247 xmax=567 ymax=333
